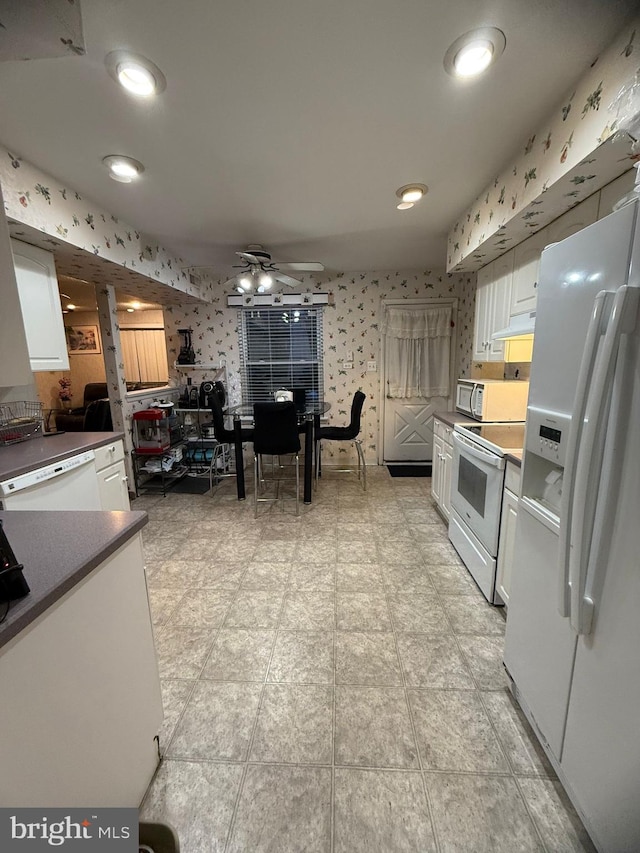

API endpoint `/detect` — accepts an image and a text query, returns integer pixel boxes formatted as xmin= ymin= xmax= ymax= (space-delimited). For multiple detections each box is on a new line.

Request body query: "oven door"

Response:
xmin=456 ymin=381 xmax=475 ymax=416
xmin=450 ymin=431 xmax=505 ymax=555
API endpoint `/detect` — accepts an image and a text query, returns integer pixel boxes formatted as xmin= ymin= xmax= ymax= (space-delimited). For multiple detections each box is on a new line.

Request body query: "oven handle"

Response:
xmin=452 ymin=432 xmax=505 ymax=469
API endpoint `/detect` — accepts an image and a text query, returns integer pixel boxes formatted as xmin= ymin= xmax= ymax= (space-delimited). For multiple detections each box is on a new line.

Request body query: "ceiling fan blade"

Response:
xmin=277 ymin=262 xmax=324 ymax=272
xmin=236 ymin=251 xmax=261 ymax=264
xmin=275 ymin=272 xmax=303 ymax=288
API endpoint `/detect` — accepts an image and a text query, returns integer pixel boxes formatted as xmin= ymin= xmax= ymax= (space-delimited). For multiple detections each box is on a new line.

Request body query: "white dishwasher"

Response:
xmin=0 ymin=450 xmax=101 ymax=510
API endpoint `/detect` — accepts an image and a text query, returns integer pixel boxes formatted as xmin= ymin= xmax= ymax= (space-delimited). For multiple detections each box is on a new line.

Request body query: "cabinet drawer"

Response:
xmin=434 ymin=418 xmax=445 ymax=440
xmin=94 ymin=440 xmax=125 ymax=471
xmin=505 ymin=460 xmax=522 ymax=495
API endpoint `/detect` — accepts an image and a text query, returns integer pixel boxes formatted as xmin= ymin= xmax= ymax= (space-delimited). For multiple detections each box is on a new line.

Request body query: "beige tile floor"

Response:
xmin=137 ymin=467 xmax=595 ymax=853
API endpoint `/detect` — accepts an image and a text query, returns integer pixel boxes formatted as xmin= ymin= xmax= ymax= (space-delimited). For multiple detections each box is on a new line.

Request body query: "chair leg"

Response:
xmin=254 ymin=453 xmax=259 ymax=517
xmin=355 ymin=439 xmax=367 ymax=491
xmin=295 ymin=453 xmax=300 ymax=516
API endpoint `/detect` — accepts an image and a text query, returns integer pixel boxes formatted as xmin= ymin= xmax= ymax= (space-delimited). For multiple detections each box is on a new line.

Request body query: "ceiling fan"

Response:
xmin=223 ymin=245 xmax=324 ymax=292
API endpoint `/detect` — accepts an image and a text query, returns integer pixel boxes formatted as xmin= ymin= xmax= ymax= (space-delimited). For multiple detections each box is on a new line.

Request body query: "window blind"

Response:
xmin=238 ymin=306 xmax=324 ymax=405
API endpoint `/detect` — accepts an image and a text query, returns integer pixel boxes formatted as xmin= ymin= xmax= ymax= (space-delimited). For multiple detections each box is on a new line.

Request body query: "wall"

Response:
xmin=447 ymin=12 xmax=640 ymax=271
xmin=165 ymin=269 xmax=475 ymax=465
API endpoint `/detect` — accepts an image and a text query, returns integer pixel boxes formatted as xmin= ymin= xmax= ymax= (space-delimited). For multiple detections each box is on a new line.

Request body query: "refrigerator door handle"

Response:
xmin=569 ymin=285 xmax=636 ymax=634
xmin=557 ymin=291 xmax=610 ymax=617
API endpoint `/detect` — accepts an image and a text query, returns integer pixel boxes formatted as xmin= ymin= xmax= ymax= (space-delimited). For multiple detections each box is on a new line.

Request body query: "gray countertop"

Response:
xmin=433 ymin=410 xmax=478 ymax=428
xmin=0 ymin=431 xmax=125 ymax=481
xmin=0 ymin=509 xmax=147 ymax=649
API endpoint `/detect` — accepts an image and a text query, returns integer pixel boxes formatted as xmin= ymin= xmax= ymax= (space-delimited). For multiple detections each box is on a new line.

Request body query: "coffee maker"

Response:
xmin=177 ymin=328 xmax=196 ymax=365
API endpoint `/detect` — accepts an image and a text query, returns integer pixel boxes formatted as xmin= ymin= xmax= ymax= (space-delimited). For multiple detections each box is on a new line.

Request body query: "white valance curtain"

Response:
xmin=382 ymin=305 xmax=452 ymax=398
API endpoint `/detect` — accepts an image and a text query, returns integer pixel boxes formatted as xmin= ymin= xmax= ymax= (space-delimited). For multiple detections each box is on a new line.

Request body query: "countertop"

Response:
xmin=0 ymin=431 xmax=125 ymax=482
xmin=0 ymin=509 xmax=147 ymax=649
xmin=505 ymin=450 xmax=523 ymax=467
xmin=433 ymin=410 xmax=478 ymax=428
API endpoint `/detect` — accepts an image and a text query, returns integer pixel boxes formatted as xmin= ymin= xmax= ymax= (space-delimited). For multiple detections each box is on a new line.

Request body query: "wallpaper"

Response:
xmin=447 ymin=13 xmax=640 ymax=271
xmin=0 ymin=143 xmax=205 ymax=303
xmin=164 ymin=270 xmax=475 ymax=466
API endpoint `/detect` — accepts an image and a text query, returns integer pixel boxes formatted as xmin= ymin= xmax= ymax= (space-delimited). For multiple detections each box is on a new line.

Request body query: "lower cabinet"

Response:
xmin=496 ymin=461 xmax=521 ymax=607
xmin=432 ymin=418 xmax=454 ymax=521
xmin=94 ymin=440 xmax=130 ymax=510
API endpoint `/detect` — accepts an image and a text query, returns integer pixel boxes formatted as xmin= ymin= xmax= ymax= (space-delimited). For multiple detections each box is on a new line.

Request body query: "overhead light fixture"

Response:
xmin=126 ymin=307 xmax=135 ymax=313
xmin=443 ymin=28 xmax=506 ymax=79
xmin=102 ymin=155 xmax=145 ymax=183
xmin=66 ymin=303 xmax=76 ymax=311
xmin=238 ymin=276 xmax=252 ymax=292
xmin=395 ymin=183 xmax=428 ymax=209
xmin=105 ymin=51 xmax=167 ymax=97
xmin=259 ymin=273 xmax=273 ymax=289
xmin=131 ymin=301 xmax=141 ymax=310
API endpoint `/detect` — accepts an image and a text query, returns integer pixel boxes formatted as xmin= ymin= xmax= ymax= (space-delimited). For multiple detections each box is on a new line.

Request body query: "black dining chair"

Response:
xmin=315 ymin=390 xmax=366 ymax=490
xmin=209 ymin=395 xmax=254 ymax=492
xmin=253 ymin=401 xmax=301 ymax=517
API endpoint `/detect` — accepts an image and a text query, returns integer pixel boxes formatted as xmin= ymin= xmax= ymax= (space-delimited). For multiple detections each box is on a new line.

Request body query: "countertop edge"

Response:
xmin=433 ymin=410 xmax=478 ymax=428
xmin=0 ymin=432 xmax=125 ymax=482
xmin=0 ymin=510 xmax=147 ymax=650
xmin=505 ymin=452 xmax=523 ymax=467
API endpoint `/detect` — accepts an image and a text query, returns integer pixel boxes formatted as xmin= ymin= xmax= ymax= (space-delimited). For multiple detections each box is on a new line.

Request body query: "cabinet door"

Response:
xmin=473 ymin=264 xmax=492 ymax=361
xmin=98 ymin=460 xmax=130 ymax=510
xmin=11 ymin=240 xmax=70 ymax=372
xmin=486 ymin=250 xmax=513 ymax=361
xmin=547 ymin=193 xmax=599 ymax=245
xmin=511 ymin=231 xmax=548 ymax=316
xmin=431 ymin=434 xmax=444 ymax=508
xmin=442 ymin=440 xmax=453 ymax=521
xmin=496 ymin=487 xmax=518 ymax=606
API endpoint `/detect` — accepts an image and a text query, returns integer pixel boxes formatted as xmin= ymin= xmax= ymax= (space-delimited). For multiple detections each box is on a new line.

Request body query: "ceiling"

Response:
xmin=0 ymin=0 xmax=637 ymax=278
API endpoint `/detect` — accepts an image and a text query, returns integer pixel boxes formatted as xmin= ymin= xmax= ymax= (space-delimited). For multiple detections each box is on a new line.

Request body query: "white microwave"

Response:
xmin=456 ymin=379 xmax=529 ymax=422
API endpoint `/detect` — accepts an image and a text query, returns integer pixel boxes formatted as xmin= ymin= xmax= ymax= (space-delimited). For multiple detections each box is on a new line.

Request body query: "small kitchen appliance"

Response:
xmin=455 ymin=378 xmax=529 ymax=421
xmin=177 ymin=328 xmax=196 ymax=365
xmin=133 ymin=408 xmax=177 ymax=454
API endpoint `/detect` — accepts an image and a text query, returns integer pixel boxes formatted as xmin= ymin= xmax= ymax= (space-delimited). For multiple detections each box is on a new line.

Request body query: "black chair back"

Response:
xmin=83 ymin=399 xmax=113 ymax=431
xmin=210 ymin=394 xmax=233 ymax=442
xmin=253 ymin=402 xmax=301 ymax=456
xmin=346 ymin=390 xmax=366 ymax=438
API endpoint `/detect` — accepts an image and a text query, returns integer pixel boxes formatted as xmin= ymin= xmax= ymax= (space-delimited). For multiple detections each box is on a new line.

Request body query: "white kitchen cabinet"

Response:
xmin=432 ymin=418 xmax=454 ymax=521
xmin=510 ymin=229 xmax=549 ymax=316
xmin=546 ymin=193 xmax=599 ymax=245
xmin=11 ymin=239 xmax=69 ymax=372
xmin=473 ymin=251 xmax=513 ymax=362
xmin=94 ymin=440 xmax=130 ymax=510
xmin=496 ymin=460 xmax=521 ymax=607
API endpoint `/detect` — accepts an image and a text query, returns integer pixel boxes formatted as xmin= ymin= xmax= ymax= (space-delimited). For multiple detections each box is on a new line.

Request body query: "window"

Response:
xmin=238 ymin=306 xmax=324 ymax=405
xmin=120 ymin=328 xmax=169 ymax=384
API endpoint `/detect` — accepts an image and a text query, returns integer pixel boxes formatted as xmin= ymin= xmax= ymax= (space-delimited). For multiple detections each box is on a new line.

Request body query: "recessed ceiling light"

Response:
xmin=105 ymin=51 xmax=166 ymax=96
xmin=126 ymin=307 xmax=135 ymax=313
xmin=444 ymin=28 xmax=506 ymax=79
xmin=395 ymin=184 xmax=428 ymax=207
xmin=131 ymin=301 xmax=141 ymax=310
xmin=102 ymin=155 xmax=145 ymax=183
xmin=66 ymin=303 xmax=76 ymax=310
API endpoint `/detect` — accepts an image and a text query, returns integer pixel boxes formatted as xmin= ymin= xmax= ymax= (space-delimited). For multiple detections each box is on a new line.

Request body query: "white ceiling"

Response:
xmin=0 ymin=0 xmax=637 ymax=276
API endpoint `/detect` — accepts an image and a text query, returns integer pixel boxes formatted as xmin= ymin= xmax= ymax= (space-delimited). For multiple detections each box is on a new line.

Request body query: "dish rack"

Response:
xmin=0 ymin=401 xmax=44 ymax=445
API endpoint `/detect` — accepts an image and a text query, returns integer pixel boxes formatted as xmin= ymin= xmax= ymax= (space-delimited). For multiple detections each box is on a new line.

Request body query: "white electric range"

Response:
xmin=448 ymin=421 xmax=525 ymax=604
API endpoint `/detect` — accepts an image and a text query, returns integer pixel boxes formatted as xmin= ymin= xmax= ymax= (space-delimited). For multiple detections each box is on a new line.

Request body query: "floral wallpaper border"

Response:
xmin=447 ymin=13 xmax=640 ymax=272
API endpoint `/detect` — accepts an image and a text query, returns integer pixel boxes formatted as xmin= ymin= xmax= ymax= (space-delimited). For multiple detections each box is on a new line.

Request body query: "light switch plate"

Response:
xmin=343 ymin=361 xmax=353 ymax=370
xmin=367 ymin=360 xmax=377 ymax=372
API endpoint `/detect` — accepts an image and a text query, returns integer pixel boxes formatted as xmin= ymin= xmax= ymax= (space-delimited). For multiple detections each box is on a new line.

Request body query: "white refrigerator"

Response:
xmin=503 ymin=198 xmax=640 ymax=853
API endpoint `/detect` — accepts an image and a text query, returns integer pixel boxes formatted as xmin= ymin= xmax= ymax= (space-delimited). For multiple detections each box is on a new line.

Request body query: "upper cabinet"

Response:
xmin=510 ymin=229 xmax=549 ymax=316
xmin=473 ymin=250 xmax=513 ymax=362
xmin=597 ymin=169 xmax=636 ymax=220
xmin=11 ymin=239 xmax=69 ymax=373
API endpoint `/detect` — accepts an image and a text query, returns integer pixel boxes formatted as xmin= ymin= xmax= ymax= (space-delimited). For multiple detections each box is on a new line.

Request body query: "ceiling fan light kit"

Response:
xmin=222 ymin=245 xmax=324 ymax=291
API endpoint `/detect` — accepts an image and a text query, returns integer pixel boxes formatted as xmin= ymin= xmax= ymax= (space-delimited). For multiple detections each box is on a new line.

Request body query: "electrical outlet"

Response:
xmin=346 ymin=350 xmax=354 ymax=362
xmin=343 ymin=361 xmax=353 ymax=370
xmin=367 ymin=360 xmax=377 ymax=372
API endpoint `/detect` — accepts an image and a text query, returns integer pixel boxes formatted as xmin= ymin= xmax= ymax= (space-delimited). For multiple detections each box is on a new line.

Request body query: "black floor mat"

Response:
xmin=171 ymin=475 xmax=211 ymax=494
xmin=387 ymin=465 xmax=432 ymax=477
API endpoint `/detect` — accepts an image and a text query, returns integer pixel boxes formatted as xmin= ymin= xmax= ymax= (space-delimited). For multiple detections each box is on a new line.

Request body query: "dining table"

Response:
xmin=227 ymin=401 xmax=331 ymax=503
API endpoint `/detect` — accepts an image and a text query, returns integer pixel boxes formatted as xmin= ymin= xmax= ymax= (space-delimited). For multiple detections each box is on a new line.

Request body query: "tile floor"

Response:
xmin=136 ymin=467 xmax=595 ymax=853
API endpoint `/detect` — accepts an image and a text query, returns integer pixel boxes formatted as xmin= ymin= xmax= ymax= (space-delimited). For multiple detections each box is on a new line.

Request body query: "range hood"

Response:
xmin=491 ymin=311 xmax=536 ymax=340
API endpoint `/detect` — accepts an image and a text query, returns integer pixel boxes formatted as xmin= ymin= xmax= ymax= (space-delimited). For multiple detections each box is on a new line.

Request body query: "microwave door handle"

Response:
xmin=452 ymin=432 xmax=505 ymax=469
xmin=569 ymin=286 xmax=637 ymax=634
xmin=557 ymin=290 xmax=609 ymax=617
xmin=470 ymin=385 xmax=479 ymax=416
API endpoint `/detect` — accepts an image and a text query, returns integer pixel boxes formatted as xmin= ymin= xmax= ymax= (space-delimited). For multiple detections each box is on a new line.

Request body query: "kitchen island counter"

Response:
xmin=0 ymin=508 xmax=147 ymax=649
xmin=0 ymin=508 xmax=162 ymax=807
xmin=0 ymin=430 xmax=124 ymax=481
